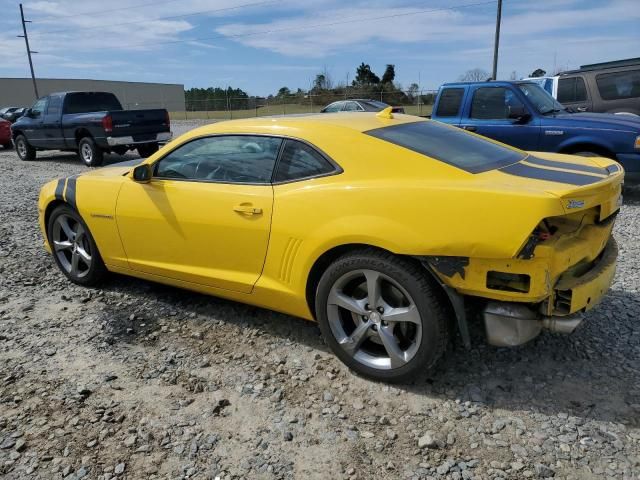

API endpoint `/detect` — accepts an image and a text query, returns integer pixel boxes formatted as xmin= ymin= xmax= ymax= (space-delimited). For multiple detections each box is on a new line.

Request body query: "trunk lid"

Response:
xmin=494 ymin=152 xmax=624 ymax=220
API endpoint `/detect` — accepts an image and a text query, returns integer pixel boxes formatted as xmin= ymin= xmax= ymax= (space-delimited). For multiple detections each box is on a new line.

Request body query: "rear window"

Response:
xmin=596 ymin=69 xmax=640 ymax=100
xmin=365 ymin=121 xmax=525 ymax=174
xmin=63 ymin=92 xmax=122 ymax=114
xmin=435 ymin=88 xmax=464 ymax=117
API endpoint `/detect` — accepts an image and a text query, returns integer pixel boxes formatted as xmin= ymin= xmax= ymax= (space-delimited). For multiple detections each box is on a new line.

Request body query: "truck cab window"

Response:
xmin=471 ymin=87 xmax=525 ymax=119
xmin=435 ymin=88 xmax=464 ymax=117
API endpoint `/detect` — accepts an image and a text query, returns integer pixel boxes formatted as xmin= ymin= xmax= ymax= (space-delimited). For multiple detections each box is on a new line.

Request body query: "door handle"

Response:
xmin=462 ymin=125 xmax=477 ymax=132
xmin=233 ymin=204 xmax=262 ymax=215
xmin=576 ymin=107 xmax=587 ymax=112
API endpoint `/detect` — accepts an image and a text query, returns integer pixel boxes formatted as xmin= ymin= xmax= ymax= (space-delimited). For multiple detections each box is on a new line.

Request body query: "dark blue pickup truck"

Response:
xmin=431 ymin=81 xmax=640 ymax=176
xmin=11 ymin=91 xmax=171 ymax=167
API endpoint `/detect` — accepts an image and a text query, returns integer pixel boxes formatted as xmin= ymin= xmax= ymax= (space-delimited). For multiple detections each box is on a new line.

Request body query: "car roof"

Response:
xmin=184 ymin=112 xmax=423 ymax=137
xmin=441 ymin=80 xmax=536 ymax=87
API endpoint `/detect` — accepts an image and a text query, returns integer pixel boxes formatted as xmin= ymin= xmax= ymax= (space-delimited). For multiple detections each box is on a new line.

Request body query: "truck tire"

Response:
xmin=15 ymin=135 xmax=36 ymax=161
xmin=78 ymin=137 xmax=104 ymax=167
xmin=137 ymin=143 xmax=159 ymax=158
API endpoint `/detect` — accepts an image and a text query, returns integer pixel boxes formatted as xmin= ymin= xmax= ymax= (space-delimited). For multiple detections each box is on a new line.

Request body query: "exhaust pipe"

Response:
xmin=484 ymin=302 xmax=584 ymax=347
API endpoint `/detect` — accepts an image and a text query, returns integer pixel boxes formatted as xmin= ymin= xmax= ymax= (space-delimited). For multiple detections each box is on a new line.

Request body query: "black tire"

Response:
xmin=78 ymin=137 xmax=104 ymax=167
xmin=15 ymin=135 xmax=36 ymax=161
xmin=137 ymin=143 xmax=159 ymax=158
xmin=47 ymin=205 xmax=107 ymax=287
xmin=112 ymin=146 xmax=128 ymax=156
xmin=315 ymin=249 xmax=449 ymax=383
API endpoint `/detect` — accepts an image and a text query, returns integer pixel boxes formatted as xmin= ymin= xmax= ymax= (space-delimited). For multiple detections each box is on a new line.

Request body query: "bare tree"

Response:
xmin=458 ymin=68 xmax=491 ymax=82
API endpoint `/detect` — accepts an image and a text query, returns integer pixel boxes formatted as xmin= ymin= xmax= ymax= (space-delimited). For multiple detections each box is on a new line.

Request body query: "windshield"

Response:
xmin=518 ymin=83 xmax=565 ymax=114
xmin=365 ymin=120 xmax=525 ymax=174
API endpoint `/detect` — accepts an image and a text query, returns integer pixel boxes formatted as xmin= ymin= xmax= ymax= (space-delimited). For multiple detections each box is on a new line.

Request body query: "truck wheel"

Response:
xmin=315 ymin=249 xmax=449 ymax=383
xmin=78 ymin=137 xmax=104 ymax=167
xmin=15 ymin=135 xmax=36 ymax=161
xmin=137 ymin=143 xmax=159 ymax=158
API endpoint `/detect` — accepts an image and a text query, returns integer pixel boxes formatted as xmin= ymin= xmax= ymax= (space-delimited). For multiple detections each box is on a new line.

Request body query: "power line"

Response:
xmin=30 ymin=0 xmax=281 ymax=37
xmin=68 ymin=0 xmax=499 ymax=51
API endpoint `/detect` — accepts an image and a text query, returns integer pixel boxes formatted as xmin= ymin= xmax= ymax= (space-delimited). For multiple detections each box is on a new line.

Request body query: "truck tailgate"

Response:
xmin=109 ymin=109 xmax=169 ymax=140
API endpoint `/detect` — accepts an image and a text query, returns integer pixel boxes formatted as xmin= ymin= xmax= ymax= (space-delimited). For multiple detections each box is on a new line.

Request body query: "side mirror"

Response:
xmin=508 ymin=105 xmax=531 ymax=123
xmin=24 ymin=108 xmax=33 ymax=118
xmin=132 ymin=164 xmax=152 ymax=183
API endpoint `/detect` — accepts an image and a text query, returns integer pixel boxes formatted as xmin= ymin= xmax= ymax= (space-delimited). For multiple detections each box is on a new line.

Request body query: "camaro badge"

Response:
xmin=567 ymin=200 xmax=585 ymax=209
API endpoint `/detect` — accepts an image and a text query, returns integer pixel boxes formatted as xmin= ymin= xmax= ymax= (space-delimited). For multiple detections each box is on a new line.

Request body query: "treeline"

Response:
xmin=184 ymin=63 xmax=435 ymax=111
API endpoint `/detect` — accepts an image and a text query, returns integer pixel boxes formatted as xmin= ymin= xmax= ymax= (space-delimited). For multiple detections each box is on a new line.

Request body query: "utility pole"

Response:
xmin=18 ymin=3 xmax=39 ymax=99
xmin=491 ymin=0 xmax=502 ymax=81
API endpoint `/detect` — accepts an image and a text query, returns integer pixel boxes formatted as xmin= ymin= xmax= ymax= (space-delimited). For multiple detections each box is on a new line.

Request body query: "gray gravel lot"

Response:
xmin=0 ymin=120 xmax=639 ymax=479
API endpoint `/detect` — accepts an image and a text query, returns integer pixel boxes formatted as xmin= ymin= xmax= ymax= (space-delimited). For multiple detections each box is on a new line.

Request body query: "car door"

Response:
xmin=460 ymin=86 xmax=540 ymax=150
xmin=41 ymin=94 xmax=65 ymax=148
xmin=115 ymin=134 xmax=282 ymax=293
xmin=557 ymin=76 xmax=593 ymax=112
xmin=22 ymin=97 xmax=48 ymax=147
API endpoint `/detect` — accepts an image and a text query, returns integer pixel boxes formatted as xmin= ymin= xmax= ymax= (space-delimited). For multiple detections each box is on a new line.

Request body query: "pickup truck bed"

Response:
xmin=12 ymin=91 xmax=172 ymax=167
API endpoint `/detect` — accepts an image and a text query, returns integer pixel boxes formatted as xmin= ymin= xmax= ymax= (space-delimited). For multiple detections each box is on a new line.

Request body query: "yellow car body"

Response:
xmin=38 ymin=112 xmax=623 ymax=360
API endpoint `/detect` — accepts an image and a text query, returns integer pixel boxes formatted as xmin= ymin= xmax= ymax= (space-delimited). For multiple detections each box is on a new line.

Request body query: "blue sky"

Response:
xmin=0 ymin=0 xmax=639 ymax=96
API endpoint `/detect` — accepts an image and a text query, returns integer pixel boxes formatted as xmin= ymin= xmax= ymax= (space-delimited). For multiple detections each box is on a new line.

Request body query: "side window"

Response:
xmin=155 ymin=135 xmax=282 ymax=184
xmin=470 ymin=87 xmax=523 ymax=119
xmin=557 ymin=77 xmax=587 ymax=103
xmin=343 ymin=101 xmax=363 ymax=112
xmin=435 ymin=88 xmax=464 ymax=117
xmin=31 ymin=98 xmax=48 ymax=116
xmin=46 ymin=96 xmax=62 ymax=116
xmin=596 ymin=70 xmax=640 ymax=100
xmin=322 ymin=102 xmax=343 ymax=113
xmin=274 ymin=140 xmax=336 ymax=182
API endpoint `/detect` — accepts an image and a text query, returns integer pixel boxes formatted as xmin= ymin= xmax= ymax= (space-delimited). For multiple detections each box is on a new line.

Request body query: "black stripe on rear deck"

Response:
xmin=500 ymin=163 xmax=602 ymax=186
xmin=526 ymin=156 xmax=608 ymax=176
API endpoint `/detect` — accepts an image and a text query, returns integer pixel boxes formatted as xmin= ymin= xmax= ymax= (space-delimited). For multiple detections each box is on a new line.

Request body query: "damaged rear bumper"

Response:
xmin=483 ymin=237 xmax=617 ymax=347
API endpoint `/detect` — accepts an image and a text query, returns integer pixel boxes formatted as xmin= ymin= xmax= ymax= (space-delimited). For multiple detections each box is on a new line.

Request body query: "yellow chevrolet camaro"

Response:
xmin=38 ymin=110 xmax=623 ymax=382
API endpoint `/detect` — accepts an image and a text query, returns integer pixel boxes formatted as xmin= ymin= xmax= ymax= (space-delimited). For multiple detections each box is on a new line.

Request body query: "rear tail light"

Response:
xmin=102 ymin=115 xmax=113 ymax=133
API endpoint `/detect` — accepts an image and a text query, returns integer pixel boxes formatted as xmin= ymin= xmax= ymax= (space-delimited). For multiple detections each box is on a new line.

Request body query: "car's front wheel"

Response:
xmin=315 ymin=249 xmax=449 ymax=383
xmin=47 ymin=205 xmax=107 ymax=286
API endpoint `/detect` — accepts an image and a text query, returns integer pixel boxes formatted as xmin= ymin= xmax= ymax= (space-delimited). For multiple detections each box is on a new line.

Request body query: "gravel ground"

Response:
xmin=0 ymin=120 xmax=639 ymax=480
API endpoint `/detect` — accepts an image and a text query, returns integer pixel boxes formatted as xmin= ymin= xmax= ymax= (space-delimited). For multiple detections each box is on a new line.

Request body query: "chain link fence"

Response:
xmin=125 ymin=89 xmax=437 ymax=121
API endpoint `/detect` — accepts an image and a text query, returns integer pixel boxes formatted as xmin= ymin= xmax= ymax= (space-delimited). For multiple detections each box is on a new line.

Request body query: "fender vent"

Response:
xmin=554 ymin=289 xmax=573 ymax=315
xmin=279 ymin=238 xmax=302 ymax=284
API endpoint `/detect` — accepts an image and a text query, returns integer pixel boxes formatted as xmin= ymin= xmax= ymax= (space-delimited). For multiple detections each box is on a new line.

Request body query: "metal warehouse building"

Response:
xmin=0 ymin=78 xmax=185 ymax=111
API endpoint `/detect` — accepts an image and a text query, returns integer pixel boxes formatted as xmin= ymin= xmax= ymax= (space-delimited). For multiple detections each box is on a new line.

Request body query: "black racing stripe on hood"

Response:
xmin=500 ymin=163 xmax=602 ymax=186
xmin=54 ymin=178 xmax=65 ymax=200
xmin=65 ymin=175 xmax=79 ymax=209
xmin=526 ymin=156 xmax=608 ymax=176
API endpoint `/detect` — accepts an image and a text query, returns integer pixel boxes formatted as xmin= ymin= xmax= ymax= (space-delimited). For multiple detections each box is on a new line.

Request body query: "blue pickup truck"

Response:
xmin=431 ymin=81 xmax=640 ymax=176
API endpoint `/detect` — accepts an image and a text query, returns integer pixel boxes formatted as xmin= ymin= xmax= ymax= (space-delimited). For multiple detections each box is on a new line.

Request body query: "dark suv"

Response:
xmin=555 ymin=58 xmax=640 ymax=116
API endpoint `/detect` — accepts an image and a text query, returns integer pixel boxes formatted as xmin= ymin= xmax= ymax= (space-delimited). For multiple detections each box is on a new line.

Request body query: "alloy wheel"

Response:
xmin=81 ymin=143 xmax=93 ymax=164
xmin=326 ymin=269 xmax=422 ymax=370
xmin=52 ymin=214 xmax=92 ymax=278
xmin=17 ymin=139 xmax=26 ymax=158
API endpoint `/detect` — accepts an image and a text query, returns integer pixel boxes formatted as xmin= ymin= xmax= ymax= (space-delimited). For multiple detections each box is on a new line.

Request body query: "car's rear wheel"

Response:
xmin=15 ymin=135 xmax=36 ymax=160
xmin=48 ymin=205 xmax=107 ymax=286
xmin=78 ymin=137 xmax=104 ymax=167
xmin=137 ymin=143 xmax=159 ymax=158
xmin=315 ymin=249 xmax=449 ymax=383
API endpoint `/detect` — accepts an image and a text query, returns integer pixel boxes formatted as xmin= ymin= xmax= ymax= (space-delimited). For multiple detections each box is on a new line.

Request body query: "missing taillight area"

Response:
xmin=486 ymin=271 xmax=531 ymax=293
